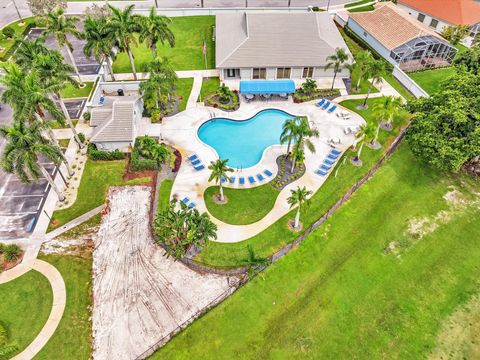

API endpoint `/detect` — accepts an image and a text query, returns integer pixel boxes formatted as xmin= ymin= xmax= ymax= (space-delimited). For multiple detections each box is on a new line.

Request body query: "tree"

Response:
xmin=453 ymin=46 xmax=480 ymax=75
xmin=472 ymin=32 xmax=480 ymax=48
xmin=139 ymin=7 xmax=175 ymax=58
xmin=83 ymin=17 xmax=117 ymax=81
xmin=289 ymin=117 xmax=319 ymax=173
xmin=324 ymin=48 xmax=350 ymax=90
xmin=280 ymin=117 xmax=299 ymax=156
xmin=300 ymin=78 xmax=317 ymax=94
xmin=27 ymin=0 xmax=65 ymax=17
xmin=13 ymin=36 xmax=50 ymax=69
xmin=139 ymin=57 xmax=177 ymax=112
xmin=105 ymin=5 xmax=142 ymax=80
xmin=351 ymin=121 xmax=376 ymax=166
xmin=405 ymin=72 xmax=480 ymax=172
xmin=154 ymin=200 xmax=217 ymax=259
xmin=84 ymin=3 xmax=111 ymax=20
xmin=372 ymin=95 xmax=403 ymax=132
xmin=243 ymin=244 xmax=270 ymax=278
xmin=287 ymin=186 xmax=312 ymax=229
xmin=441 ymin=25 xmax=470 ymax=45
xmin=208 ymin=158 xmax=233 ymax=202
xmin=349 ymin=50 xmax=374 ymax=91
xmin=0 ymin=121 xmax=66 ymax=201
xmin=362 ymin=59 xmax=386 ymax=108
xmin=44 ymin=7 xmax=84 ymax=85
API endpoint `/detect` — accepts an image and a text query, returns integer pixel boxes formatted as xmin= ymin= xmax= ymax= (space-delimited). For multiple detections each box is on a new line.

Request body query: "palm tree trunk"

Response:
xmin=355 ymin=70 xmax=363 ymax=90
xmin=65 ymin=45 xmax=83 ymax=86
xmin=39 ymin=163 xmax=65 ymax=201
xmin=290 ymin=151 xmax=297 ymax=173
xmin=55 ymin=94 xmax=84 ymax=149
xmin=286 ymin=138 xmax=292 ymax=155
xmin=219 ymin=183 xmax=224 ymax=202
xmin=151 ymin=43 xmax=157 ymax=59
xmin=362 ymin=84 xmax=372 ymax=107
xmin=63 ymin=158 xmax=75 ymax=177
xmin=331 ymin=70 xmax=337 ymax=90
xmin=106 ymin=56 xmax=116 ymax=81
xmin=294 ymin=207 xmax=300 ymax=228
xmin=357 ymin=142 xmax=365 ymax=160
xmin=374 ymin=123 xmax=380 ymax=143
xmin=34 ymin=112 xmax=58 ymax=146
xmin=127 ymin=47 xmax=138 ymax=80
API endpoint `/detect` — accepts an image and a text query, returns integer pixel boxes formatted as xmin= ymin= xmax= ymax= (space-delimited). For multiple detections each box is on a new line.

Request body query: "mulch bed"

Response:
xmin=270 ymin=154 xmax=306 ymax=191
xmin=1 ymin=251 xmax=24 ymax=272
xmin=123 ymin=168 xmax=158 ymax=188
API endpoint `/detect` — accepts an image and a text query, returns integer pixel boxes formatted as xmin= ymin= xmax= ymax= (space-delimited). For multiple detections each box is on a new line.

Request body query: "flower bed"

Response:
xmin=270 ymin=154 xmax=306 ymax=190
xmin=293 ymin=88 xmax=341 ymax=103
xmin=205 ymin=90 xmax=240 ymax=111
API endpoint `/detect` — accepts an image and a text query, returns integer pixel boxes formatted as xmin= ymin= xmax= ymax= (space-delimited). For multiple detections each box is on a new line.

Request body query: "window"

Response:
xmin=226 ymin=69 xmax=236 ymax=78
xmin=363 ymin=31 xmax=368 ymax=37
xmin=302 ymin=67 xmax=314 ymax=78
xmin=276 ymin=67 xmax=291 ymax=79
xmin=417 ymin=13 xmax=425 ymax=22
xmin=430 ymin=19 xmax=439 ymax=29
xmin=252 ymin=68 xmax=266 ymax=79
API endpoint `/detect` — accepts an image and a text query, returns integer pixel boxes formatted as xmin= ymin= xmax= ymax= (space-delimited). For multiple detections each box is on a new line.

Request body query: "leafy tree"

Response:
xmin=138 ymin=7 xmax=175 ymax=58
xmin=105 ymin=5 xmax=142 ymax=80
xmin=136 ymin=135 xmax=169 ymax=164
xmin=362 ymin=59 xmax=386 ymax=108
xmin=208 ymin=158 xmax=233 ymax=202
xmin=44 ymin=7 xmax=84 ymax=85
xmin=372 ymin=95 xmax=403 ymax=132
xmin=0 ymin=121 xmax=66 ymax=201
xmin=441 ymin=25 xmax=470 ymax=45
xmin=289 ymin=117 xmax=319 ymax=173
xmin=13 ymin=36 xmax=50 ymax=68
xmin=139 ymin=57 xmax=177 ymax=112
xmin=324 ymin=47 xmax=350 ymax=90
xmin=349 ymin=50 xmax=374 ymax=91
xmin=154 ymin=200 xmax=217 ymax=259
xmin=280 ymin=117 xmax=300 ymax=155
xmin=453 ymin=46 xmax=480 ymax=75
xmin=27 ymin=0 xmax=65 ymax=17
xmin=300 ymin=78 xmax=317 ymax=94
xmin=405 ymin=72 xmax=480 ymax=172
xmin=352 ymin=121 xmax=376 ymax=165
xmin=287 ymin=186 xmax=312 ymax=229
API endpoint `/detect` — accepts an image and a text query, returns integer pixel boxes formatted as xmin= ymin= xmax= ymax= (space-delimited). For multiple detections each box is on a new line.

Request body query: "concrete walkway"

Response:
xmin=187 ymin=75 xmax=203 ymax=109
xmin=0 ymin=259 xmax=66 ymax=360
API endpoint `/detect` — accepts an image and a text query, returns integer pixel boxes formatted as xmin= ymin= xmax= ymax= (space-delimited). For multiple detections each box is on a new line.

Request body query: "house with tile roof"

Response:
xmin=347 ymin=3 xmax=457 ymax=71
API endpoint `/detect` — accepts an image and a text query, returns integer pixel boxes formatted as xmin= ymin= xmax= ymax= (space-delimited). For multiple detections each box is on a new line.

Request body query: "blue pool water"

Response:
xmin=197 ymin=109 xmax=296 ymax=169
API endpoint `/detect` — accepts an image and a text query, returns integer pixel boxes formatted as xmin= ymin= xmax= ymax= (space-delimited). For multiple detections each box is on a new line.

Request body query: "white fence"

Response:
xmin=392 ymin=66 xmax=429 ymax=98
xmin=133 ymin=6 xmax=310 ymax=17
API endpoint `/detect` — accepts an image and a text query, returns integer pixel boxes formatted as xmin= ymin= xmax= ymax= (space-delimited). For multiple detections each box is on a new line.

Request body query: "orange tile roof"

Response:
xmin=398 ymin=0 xmax=480 ymax=25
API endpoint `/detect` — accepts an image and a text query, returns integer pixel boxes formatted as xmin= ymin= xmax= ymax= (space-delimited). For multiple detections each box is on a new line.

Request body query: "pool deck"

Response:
xmin=157 ymin=98 xmax=364 ymax=243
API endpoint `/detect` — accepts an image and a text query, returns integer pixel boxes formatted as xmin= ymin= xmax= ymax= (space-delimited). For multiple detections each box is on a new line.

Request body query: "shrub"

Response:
xmin=151 ymin=108 xmax=161 ymax=122
xmin=2 ymin=27 xmax=15 ymax=39
xmin=3 ymin=244 xmax=20 ymax=262
xmin=130 ymin=136 xmax=169 ymax=172
xmin=87 ymin=143 xmax=125 ymax=161
xmin=82 ymin=111 xmax=91 ymax=121
xmin=77 ymin=132 xmax=86 ymax=144
xmin=0 ymin=243 xmax=5 ymax=253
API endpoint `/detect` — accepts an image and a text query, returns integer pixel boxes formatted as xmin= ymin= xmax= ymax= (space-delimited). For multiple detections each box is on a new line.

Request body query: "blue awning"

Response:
xmin=239 ymin=80 xmax=296 ymax=95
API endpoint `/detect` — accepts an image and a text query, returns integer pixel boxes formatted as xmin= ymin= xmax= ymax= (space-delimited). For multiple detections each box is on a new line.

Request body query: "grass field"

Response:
xmin=409 ymin=67 xmax=457 ymax=95
xmin=0 ymin=18 xmax=37 ymax=60
xmin=345 ymin=0 xmax=372 ymax=7
xmin=60 ymin=82 xmax=94 ymax=99
xmin=157 ymin=179 xmax=174 ymax=213
xmin=198 ymin=77 xmax=220 ymax=102
xmin=36 ymin=254 xmax=92 ymax=359
xmin=48 ymin=160 xmax=150 ymax=231
xmin=0 ymin=270 xmax=52 ymax=359
xmin=195 ymin=97 xmax=409 ymax=268
xmin=204 ymin=184 xmax=280 ymax=225
xmin=176 ymin=78 xmax=194 ymax=112
xmin=112 ymin=16 xmax=215 ymax=73
xmin=153 ymin=144 xmax=480 ymax=359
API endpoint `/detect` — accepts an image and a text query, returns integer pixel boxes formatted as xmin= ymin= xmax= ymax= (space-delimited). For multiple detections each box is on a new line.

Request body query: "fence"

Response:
xmin=392 ymin=66 xmax=429 ymax=98
xmin=132 ymin=6 xmax=310 ymax=17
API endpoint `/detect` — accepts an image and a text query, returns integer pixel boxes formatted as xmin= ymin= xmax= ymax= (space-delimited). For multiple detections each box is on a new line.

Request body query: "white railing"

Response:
xmin=132 ymin=6 xmax=310 ymax=17
xmin=392 ymin=66 xmax=429 ymax=98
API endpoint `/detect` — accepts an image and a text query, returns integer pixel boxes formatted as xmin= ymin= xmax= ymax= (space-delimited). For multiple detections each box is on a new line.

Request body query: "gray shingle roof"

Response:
xmin=215 ymin=12 xmax=351 ymax=69
xmin=90 ymin=100 xmax=136 ymax=143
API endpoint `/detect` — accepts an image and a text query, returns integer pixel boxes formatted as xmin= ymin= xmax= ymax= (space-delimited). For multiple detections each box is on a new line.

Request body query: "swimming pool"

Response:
xmin=197 ymin=109 xmax=296 ymax=169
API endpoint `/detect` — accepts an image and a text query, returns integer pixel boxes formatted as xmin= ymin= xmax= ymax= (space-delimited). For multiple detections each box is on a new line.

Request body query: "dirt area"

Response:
xmin=92 ymin=186 xmax=237 ymax=359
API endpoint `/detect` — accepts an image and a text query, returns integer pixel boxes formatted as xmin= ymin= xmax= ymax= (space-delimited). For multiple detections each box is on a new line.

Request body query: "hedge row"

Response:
xmin=87 ymin=143 xmax=125 ymax=161
xmin=130 ymin=146 xmax=161 ymax=172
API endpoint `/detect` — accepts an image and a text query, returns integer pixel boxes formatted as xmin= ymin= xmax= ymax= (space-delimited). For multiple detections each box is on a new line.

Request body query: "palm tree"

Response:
xmin=351 ymin=121 xmax=376 ymax=166
xmin=106 ymin=5 xmax=142 ymax=80
xmin=13 ymin=36 xmax=50 ymax=69
xmin=290 ymin=118 xmax=319 ymax=173
xmin=44 ymin=7 xmax=84 ymax=86
xmin=324 ymin=48 xmax=350 ymax=90
xmin=349 ymin=50 xmax=374 ymax=91
xmin=0 ymin=121 xmax=66 ymax=201
xmin=139 ymin=7 xmax=175 ymax=58
xmin=287 ymin=186 xmax=312 ymax=229
xmin=373 ymin=96 xmax=403 ymax=132
xmin=83 ymin=17 xmax=117 ymax=81
xmin=362 ymin=59 xmax=386 ymax=108
xmin=140 ymin=57 xmax=177 ymax=111
xmin=280 ymin=117 xmax=299 ymax=156
xmin=208 ymin=158 xmax=233 ymax=202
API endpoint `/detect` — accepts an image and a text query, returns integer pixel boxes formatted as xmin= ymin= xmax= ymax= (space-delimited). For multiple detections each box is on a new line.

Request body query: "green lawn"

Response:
xmin=198 ymin=77 xmax=220 ymax=102
xmin=60 ymin=82 xmax=94 ymax=99
xmin=112 ymin=16 xmax=215 ymax=73
xmin=0 ymin=270 xmax=52 ymax=359
xmin=345 ymin=0 xmax=372 ymax=7
xmin=36 ymin=254 xmax=92 ymax=360
xmin=0 ymin=17 xmax=37 ymax=60
xmin=195 ymin=97 xmax=409 ymax=268
xmin=204 ymin=184 xmax=280 ymax=225
xmin=48 ymin=160 xmax=148 ymax=231
xmin=157 ymin=179 xmax=174 ymax=213
xmin=153 ymin=143 xmax=480 ymax=359
xmin=58 ymin=139 xmax=70 ymax=148
xmin=409 ymin=67 xmax=457 ymax=95
xmin=176 ymin=78 xmax=194 ymax=112
xmin=348 ymin=4 xmax=375 ymax=12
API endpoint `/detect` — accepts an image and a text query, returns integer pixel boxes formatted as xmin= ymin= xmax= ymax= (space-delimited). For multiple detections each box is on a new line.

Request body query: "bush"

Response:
xmin=2 ymin=26 xmax=15 ymax=39
xmin=151 ymin=108 xmax=161 ymax=122
xmin=82 ymin=111 xmax=91 ymax=121
xmin=87 ymin=143 xmax=125 ymax=161
xmin=3 ymin=244 xmax=20 ymax=262
xmin=129 ymin=136 xmax=169 ymax=172
xmin=77 ymin=132 xmax=86 ymax=144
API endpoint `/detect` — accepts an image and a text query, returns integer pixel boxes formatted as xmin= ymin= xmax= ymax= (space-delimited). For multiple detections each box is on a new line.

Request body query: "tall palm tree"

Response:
xmin=83 ymin=17 xmax=117 ymax=81
xmin=324 ymin=48 xmax=350 ymax=90
xmin=373 ymin=95 xmax=403 ymax=131
xmin=349 ymin=50 xmax=374 ymax=91
xmin=362 ymin=59 xmax=386 ymax=108
xmin=44 ymin=7 xmax=84 ymax=86
xmin=280 ymin=117 xmax=299 ymax=156
xmin=13 ymin=36 xmax=50 ymax=69
xmin=140 ymin=57 xmax=177 ymax=111
xmin=0 ymin=121 xmax=66 ymax=201
xmin=290 ymin=118 xmax=319 ymax=173
xmin=139 ymin=7 xmax=175 ymax=58
xmin=351 ymin=121 xmax=376 ymax=166
xmin=106 ymin=5 xmax=142 ymax=80
xmin=287 ymin=186 xmax=312 ymax=229
xmin=208 ymin=158 xmax=233 ymax=202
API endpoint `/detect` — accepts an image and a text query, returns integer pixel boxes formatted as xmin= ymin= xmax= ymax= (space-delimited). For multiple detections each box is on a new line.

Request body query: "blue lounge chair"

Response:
xmin=191 ymin=159 xmax=201 ymax=166
xmin=257 ymin=174 xmax=264 ymax=181
xmin=330 ymin=149 xmax=341 ymax=155
xmin=239 ymin=177 xmax=245 ymax=185
xmin=188 ymin=154 xmax=198 ymax=161
xmin=230 ymin=176 xmax=235 ymax=184
xmin=322 ymin=101 xmax=331 ymax=110
xmin=181 ymin=197 xmax=189 ymax=204
xmin=315 ymin=169 xmax=328 ymax=176
xmin=264 ymin=169 xmax=273 ymax=177
xmin=248 ymin=176 xmax=255 ymax=184
xmin=99 ymin=96 xmax=105 ymax=105
xmin=327 ymin=104 xmax=337 ymax=113
xmin=320 ymin=164 xmax=331 ymax=171
xmin=188 ymin=202 xmax=196 ymax=208
xmin=327 ymin=154 xmax=339 ymax=160
xmin=221 ymin=176 xmax=226 ymax=183
xmin=194 ymin=164 xmax=205 ymax=171
xmin=324 ymin=158 xmax=336 ymax=166
xmin=316 ymin=99 xmax=325 ymax=107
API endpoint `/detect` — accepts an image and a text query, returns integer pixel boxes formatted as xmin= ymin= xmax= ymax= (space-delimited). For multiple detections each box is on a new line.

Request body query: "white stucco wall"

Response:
xmin=397 ymin=3 xmax=451 ymax=33
xmin=220 ymin=66 xmax=350 ymax=80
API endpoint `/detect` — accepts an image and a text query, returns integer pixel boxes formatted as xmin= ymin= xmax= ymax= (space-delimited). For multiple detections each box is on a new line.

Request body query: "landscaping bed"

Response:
xmin=270 ymin=155 xmax=306 ymax=190
xmin=293 ymin=88 xmax=340 ymax=103
xmin=204 ymin=89 xmax=240 ymax=111
xmin=0 ymin=244 xmax=23 ymax=272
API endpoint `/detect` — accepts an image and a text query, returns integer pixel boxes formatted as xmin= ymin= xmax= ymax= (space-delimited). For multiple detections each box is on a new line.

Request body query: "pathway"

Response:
xmin=187 ymin=75 xmax=203 ymax=109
